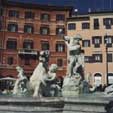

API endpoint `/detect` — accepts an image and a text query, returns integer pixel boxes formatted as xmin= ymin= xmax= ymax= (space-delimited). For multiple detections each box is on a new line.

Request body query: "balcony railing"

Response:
xmin=0 ymin=64 xmax=16 ymax=69
xmin=18 ymin=49 xmax=38 ymax=55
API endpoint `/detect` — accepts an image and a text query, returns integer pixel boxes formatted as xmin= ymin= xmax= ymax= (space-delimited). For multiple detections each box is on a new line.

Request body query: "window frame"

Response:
xmin=6 ymin=39 xmax=17 ymax=50
xmin=40 ymin=27 xmax=50 ymax=35
xmin=68 ymin=23 xmax=76 ymax=30
xmin=7 ymin=23 xmax=18 ymax=32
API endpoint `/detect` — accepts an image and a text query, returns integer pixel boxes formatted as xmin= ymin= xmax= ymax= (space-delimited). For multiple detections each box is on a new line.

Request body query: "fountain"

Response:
xmin=12 ymin=51 xmax=61 ymax=98
xmin=62 ymin=35 xmax=85 ymax=96
xmin=0 ymin=35 xmax=111 ymax=113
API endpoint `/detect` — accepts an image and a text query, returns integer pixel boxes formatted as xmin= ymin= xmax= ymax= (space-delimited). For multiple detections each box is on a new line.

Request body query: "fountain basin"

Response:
xmin=0 ymin=94 xmax=110 ymax=113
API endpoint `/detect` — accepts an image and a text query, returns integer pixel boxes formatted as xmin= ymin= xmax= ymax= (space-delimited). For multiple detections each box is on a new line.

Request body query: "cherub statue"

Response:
xmin=41 ymin=64 xmax=61 ymax=97
xmin=13 ymin=66 xmax=29 ymax=96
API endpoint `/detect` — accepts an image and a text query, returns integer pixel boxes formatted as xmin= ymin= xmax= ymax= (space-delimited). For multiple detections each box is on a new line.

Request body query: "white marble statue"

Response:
xmin=64 ymin=35 xmax=83 ymax=77
xmin=30 ymin=51 xmax=47 ymax=97
xmin=13 ymin=66 xmax=29 ymax=96
xmin=30 ymin=51 xmax=60 ymax=97
xmin=62 ymin=35 xmax=85 ymax=96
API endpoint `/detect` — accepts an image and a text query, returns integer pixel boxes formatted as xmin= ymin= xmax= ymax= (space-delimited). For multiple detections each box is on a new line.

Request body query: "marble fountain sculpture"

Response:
xmin=62 ymin=35 xmax=85 ymax=96
xmin=13 ymin=35 xmax=92 ymax=97
xmin=13 ymin=51 xmax=61 ymax=97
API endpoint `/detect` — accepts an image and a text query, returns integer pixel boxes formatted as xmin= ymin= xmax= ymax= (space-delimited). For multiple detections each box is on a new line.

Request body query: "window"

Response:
xmin=7 ymin=57 xmax=13 ymax=65
xmin=24 ymin=58 xmax=30 ymax=65
xmin=41 ymin=41 xmax=49 ymax=50
xmin=85 ymin=56 xmax=93 ymax=63
xmin=104 ymin=35 xmax=113 ymax=47
xmin=68 ymin=23 xmax=76 ymax=30
xmin=40 ymin=27 xmax=49 ymax=35
xmin=107 ymin=53 xmax=112 ymax=62
xmin=56 ymin=14 xmax=65 ymax=21
xmin=8 ymin=10 xmax=19 ymax=18
xmin=92 ymin=36 xmax=102 ymax=48
xmin=57 ymin=59 xmax=63 ymax=67
xmin=25 ymin=11 xmax=34 ymax=19
xmin=24 ymin=25 xmax=34 ymax=33
xmin=103 ymin=18 xmax=113 ymax=29
xmin=94 ymin=18 xmax=99 ymax=29
xmin=6 ymin=39 xmax=17 ymax=50
xmin=82 ymin=22 xmax=90 ymax=29
xmin=93 ymin=54 xmax=102 ymax=62
xmin=7 ymin=23 xmax=18 ymax=32
xmin=82 ymin=40 xmax=90 ymax=47
xmin=56 ymin=28 xmax=65 ymax=35
xmin=41 ymin=14 xmax=50 ymax=21
xmin=0 ymin=21 xmax=2 ymax=31
xmin=108 ymin=73 xmax=113 ymax=85
xmin=23 ymin=40 xmax=33 ymax=49
xmin=0 ymin=7 xmax=3 ymax=16
xmin=0 ymin=40 xmax=2 ymax=48
xmin=56 ymin=43 xmax=65 ymax=52
xmin=94 ymin=73 xmax=102 ymax=87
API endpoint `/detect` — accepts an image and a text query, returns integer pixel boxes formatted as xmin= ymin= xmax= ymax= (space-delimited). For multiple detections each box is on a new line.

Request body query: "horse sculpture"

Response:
xmin=29 ymin=51 xmax=59 ymax=97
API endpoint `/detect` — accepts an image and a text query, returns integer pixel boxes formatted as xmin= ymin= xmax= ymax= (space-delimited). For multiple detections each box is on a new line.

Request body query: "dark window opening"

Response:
xmin=24 ymin=25 xmax=34 ymax=33
xmin=6 ymin=40 xmax=17 ymax=50
xmin=82 ymin=40 xmax=90 ymax=47
xmin=0 ymin=8 xmax=3 ymax=16
xmin=82 ymin=22 xmax=90 ymax=29
xmin=7 ymin=57 xmax=13 ymax=65
xmin=68 ymin=23 xmax=76 ymax=30
xmin=107 ymin=53 xmax=112 ymax=62
xmin=23 ymin=40 xmax=33 ymax=49
xmin=56 ymin=43 xmax=65 ymax=52
xmin=41 ymin=41 xmax=49 ymax=50
xmin=40 ymin=27 xmax=49 ymax=35
xmin=24 ymin=58 xmax=30 ymax=65
xmin=104 ymin=35 xmax=113 ymax=47
xmin=9 ymin=10 xmax=19 ymax=18
xmin=7 ymin=23 xmax=18 ymax=32
xmin=56 ymin=14 xmax=65 ymax=21
xmin=103 ymin=18 xmax=113 ymax=29
xmin=57 ymin=59 xmax=63 ymax=67
xmin=93 ymin=54 xmax=102 ymax=63
xmin=25 ymin=11 xmax=34 ymax=19
xmin=94 ymin=18 xmax=99 ymax=29
xmin=85 ymin=56 xmax=93 ymax=63
xmin=0 ymin=21 xmax=2 ymax=31
xmin=56 ymin=28 xmax=65 ymax=35
xmin=92 ymin=36 xmax=102 ymax=48
xmin=41 ymin=14 xmax=50 ymax=21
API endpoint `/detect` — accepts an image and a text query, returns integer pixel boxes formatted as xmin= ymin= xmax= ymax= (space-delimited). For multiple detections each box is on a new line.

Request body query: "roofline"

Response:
xmin=67 ymin=15 xmax=90 ymax=21
xmin=89 ymin=10 xmax=113 ymax=15
xmin=4 ymin=1 xmax=73 ymax=11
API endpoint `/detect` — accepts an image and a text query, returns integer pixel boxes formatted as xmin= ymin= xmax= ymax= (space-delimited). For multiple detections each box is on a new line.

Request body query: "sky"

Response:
xmin=9 ymin=0 xmax=113 ymax=14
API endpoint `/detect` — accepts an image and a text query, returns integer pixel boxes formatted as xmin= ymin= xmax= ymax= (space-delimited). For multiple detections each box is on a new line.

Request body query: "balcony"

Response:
xmin=18 ymin=49 xmax=38 ymax=55
xmin=18 ymin=49 xmax=39 ymax=59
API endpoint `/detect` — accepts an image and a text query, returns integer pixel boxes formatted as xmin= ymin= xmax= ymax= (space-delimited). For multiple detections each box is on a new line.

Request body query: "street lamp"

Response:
xmin=105 ymin=33 xmax=109 ymax=86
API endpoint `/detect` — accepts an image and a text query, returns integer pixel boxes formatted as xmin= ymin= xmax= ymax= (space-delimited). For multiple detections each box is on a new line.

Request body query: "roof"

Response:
xmin=4 ymin=1 xmax=73 ymax=11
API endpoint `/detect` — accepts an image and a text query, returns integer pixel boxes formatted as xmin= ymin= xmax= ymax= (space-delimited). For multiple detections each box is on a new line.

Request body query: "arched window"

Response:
xmin=94 ymin=73 xmax=102 ymax=86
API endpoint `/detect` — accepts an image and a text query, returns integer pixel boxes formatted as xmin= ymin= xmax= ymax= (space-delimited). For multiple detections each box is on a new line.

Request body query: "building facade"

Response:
xmin=0 ymin=1 xmax=72 ymax=79
xmin=67 ymin=11 xmax=113 ymax=86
